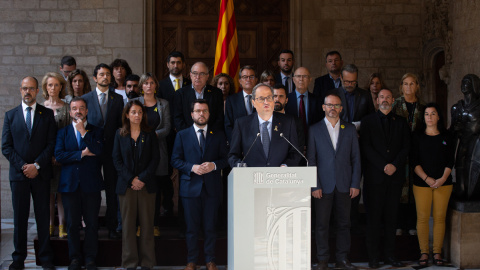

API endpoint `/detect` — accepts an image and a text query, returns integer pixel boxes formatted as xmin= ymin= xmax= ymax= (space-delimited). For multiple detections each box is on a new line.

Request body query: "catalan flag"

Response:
xmin=214 ymin=0 xmax=240 ymax=92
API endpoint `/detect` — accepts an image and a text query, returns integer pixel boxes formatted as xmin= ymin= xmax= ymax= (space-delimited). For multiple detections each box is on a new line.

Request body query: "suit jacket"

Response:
xmin=275 ymin=72 xmax=296 ymax=93
xmin=112 ymin=130 xmax=160 ymax=195
xmin=82 ymin=89 xmax=124 ymax=155
xmin=133 ymin=96 xmax=171 ymax=175
xmin=313 ymin=74 xmax=336 ymax=100
xmin=228 ymin=112 xmax=301 ymax=167
xmin=284 ymin=91 xmax=322 ymax=126
xmin=157 ymin=76 xmax=191 ymax=126
xmin=55 ymin=123 xmax=104 ymax=193
xmin=333 ymin=87 xmax=375 ymax=123
xmin=360 ymin=111 xmax=410 ymax=184
xmin=2 ymin=103 xmax=57 ymax=181
xmin=171 ymin=126 xmax=229 ymax=198
xmin=174 ymin=84 xmax=224 ymax=131
xmin=224 ymin=91 xmax=255 ymax=142
xmin=307 ymin=119 xmax=361 ymax=194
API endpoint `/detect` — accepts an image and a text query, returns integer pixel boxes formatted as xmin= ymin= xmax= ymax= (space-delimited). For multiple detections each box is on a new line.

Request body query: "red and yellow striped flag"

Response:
xmin=214 ymin=0 xmax=240 ymax=92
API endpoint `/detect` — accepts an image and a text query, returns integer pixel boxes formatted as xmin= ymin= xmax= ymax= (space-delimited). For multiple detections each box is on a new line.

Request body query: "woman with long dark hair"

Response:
xmin=412 ymin=103 xmax=454 ymax=266
xmin=112 ymin=100 xmax=159 ymax=270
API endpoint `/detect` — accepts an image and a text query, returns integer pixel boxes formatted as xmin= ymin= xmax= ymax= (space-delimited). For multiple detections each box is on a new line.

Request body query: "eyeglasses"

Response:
xmin=343 ymin=80 xmax=357 ymax=85
xmin=193 ymin=109 xmax=209 ymax=114
xmin=190 ymin=72 xmax=208 ymax=77
xmin=293 ymin=75 xmax=310 ymax=79
xmin=324 ymin=104 xmax=342 ymax=109
xmin=241 ymin=75 xmax=256 ymax=80
xmin=255 ymin=96 xmax=274 ymax=103
xmin=21 ymin=87 xmax=36 ymax=92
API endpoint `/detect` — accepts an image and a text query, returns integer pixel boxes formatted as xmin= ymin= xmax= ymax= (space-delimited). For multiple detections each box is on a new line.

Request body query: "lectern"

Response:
xmin=228 ymin=167 xmax=316 ymax=270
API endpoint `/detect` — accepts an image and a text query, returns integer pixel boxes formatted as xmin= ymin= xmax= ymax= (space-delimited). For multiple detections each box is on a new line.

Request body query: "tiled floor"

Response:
xmin=0 ymin=219 xmax=462 ymax=270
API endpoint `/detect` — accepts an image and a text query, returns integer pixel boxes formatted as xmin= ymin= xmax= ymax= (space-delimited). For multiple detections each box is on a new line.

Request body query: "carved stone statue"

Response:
xmin=450 ymin=74 xmax=480 ymax=200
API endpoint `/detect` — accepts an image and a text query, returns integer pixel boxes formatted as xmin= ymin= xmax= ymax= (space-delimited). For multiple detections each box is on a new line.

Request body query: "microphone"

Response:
xmin=238 ymin=133 xmax=260 ymax=167
xmin=280 ymin=133 xmax=308 ymax=166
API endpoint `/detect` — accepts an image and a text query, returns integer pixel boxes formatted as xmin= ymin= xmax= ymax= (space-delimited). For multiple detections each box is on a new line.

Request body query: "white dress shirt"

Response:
xmin=324 ymin=117 xmax=340 ymax=150
xmin=22 ymin=102 xmax=36 ymax=127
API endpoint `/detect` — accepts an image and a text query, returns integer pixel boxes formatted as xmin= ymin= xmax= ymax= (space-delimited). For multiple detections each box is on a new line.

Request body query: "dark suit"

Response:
xmin=360 ymin=111 xmax=410 ymax=260
xmin=112 ymin=130 xmax=160 ymax=268
xmin=171 ymin=126 xmax=229 ymax=264
xmin=228 ymin=112 xmax=301 ymax=167
xmin=275 ymin=72 xmax=296 ymax=93
xmin=332 ymin=87 xmax=375 ymax=124
xmin=313 ymin=74 xmax=337 ymax=100
xmin=284 ymin=91 xmax=322 ymax=135
xmin=1 ymin=103 xmax=56 ymax=266
xmin=174 ymin=85 xmax=224 ymax=132
xmin=308 ymin=119 xmax=361 ymax=262
xmin=55 ymin=123 xmax=104 ymax=264
xmin=82 ymin=89 xmax=124 ymax=231
xmin=224 ymin=91 xmax=254 ymax=142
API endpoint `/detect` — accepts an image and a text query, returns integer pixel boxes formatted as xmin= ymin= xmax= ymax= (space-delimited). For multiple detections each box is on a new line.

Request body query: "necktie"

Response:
xmin=261 ymin=121 xmax=270 ymax=157
xmin=284 ymin=77 xmax=290 ymax=93
xmin=76 ymin=130 xmax=82 ymax=149
xmin=246 ymin=95 xmax=253 ymax=115
xmin=174 ymin=79 xmax=180 ymax=91
xmin=100 ymin=92 xmax=107 ymax=123
xmin=198 ymin=129 xmax=206 ymax=152
xmin=26 ymin=107 xmax=32 ymax=135
xmin=299 ymin=94 xmax=307 ymax=132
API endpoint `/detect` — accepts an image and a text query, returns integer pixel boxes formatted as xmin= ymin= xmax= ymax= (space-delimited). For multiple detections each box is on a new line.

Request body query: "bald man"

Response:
xmin=174 ymin=62 xmax=224 ymax=131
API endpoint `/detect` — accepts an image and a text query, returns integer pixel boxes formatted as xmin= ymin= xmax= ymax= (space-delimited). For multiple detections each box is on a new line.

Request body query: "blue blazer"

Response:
xmin=228 ymin=112 xmax=301 ymax=167
xmin=224 ymin=91 xmax=253 ymax=142
xmin=307 ymin=119 xmax=361 ymax=194
xmin=55 ymin=123 xmax=104 ymax=193
xmin=2 ymin=104 xmax=57 ymax=181
xmin=171 ymin=126 xmax=229 ymax=198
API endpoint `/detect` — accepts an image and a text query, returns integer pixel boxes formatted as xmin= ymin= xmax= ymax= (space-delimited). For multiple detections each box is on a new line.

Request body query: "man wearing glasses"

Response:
xmin=2 ymin=77 xmax=56 ymax=270
xmin=174 ymin=62 xmax=224 ymax=132
xmin=228 ymin=83 xmax=301 ymax=167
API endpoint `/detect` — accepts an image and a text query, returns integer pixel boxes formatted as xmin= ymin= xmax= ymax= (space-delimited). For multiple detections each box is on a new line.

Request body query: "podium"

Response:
xmin=228 ymin=167 xmax=316 ymax=270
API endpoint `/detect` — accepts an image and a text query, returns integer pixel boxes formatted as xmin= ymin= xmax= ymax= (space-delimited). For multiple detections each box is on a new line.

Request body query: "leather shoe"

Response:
xmin=315 ymin=260 xmax=330 ymax=270
xmin=184 ymin=262 xmax=196 ymax=270
xmin=335 ymin=259 xmax=357 ymax=270
xmin=206 ymin=261 xmax=218 ymax=270
xmin=108 ymin=230 xmax=121 ymax=239
xmin=68 ymin=259 xmax=81 ymax=270
xmin=384 ymin=257 xmax=405 ymax=267
xmin=85 ymin=261 xmax=97 ymax=270
xmin=368 ymin=259 xmax=380 ymax=269
xmin=9 ymin=261 xmax=24 ymax=270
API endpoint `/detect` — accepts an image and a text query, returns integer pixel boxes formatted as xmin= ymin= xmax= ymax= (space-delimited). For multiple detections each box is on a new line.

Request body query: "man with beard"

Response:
xmin=313 ymin=51 xmax=344 ymax=100
xmin=275 ymin=49 xmax=296 ymax=93
xmin=82 ymin=63 xmax=124 ymax=239
xmin=360 ymin=89 xmax=410 ymax=268
xmin=2 ymin=76 xmax=56 ymax=270
xmin=171 ymin=99 xmax=229 ymax=270
xmin=174 ymin=62 xmax=224 ymax=131
xmin=54 ymin=97 xmax=104 ymax=270
xmin=224 ymin=65 xmax=258 ymax=142
xmin=124 ymin=74 xmax=140 ymax=101
xmin=308 ymin=93 xmax=360 ymax=270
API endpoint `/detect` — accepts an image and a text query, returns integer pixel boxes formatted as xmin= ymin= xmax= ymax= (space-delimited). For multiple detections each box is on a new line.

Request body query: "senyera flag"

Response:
xmin=213 ymin=0 xmax=240 ymax=92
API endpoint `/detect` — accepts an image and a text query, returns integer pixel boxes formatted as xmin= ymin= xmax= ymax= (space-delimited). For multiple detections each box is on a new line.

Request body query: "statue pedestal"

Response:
xmin=447 ymin=201 xmax=480 ymax=269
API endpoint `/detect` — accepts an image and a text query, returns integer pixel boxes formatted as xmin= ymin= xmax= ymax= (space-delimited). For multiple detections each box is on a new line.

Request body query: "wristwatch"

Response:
xmin=34 ymin=162 xmax=40 ymax=170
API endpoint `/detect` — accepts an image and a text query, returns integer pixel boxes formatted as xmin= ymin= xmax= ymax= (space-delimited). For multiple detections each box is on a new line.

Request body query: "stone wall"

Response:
xmin=0 ymin=0 xmax=146 ymax=218
xmin=292 ymin=0 xmax=424 ymax=97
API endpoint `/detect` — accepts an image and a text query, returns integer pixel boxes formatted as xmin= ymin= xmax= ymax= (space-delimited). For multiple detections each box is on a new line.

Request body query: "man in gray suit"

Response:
xmin=308 ymin=93 xmax=361 ymax=270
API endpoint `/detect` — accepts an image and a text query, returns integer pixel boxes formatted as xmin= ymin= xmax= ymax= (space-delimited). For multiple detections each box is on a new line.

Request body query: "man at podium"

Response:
xmin=228 ymin=83 xmax=301 ymax=167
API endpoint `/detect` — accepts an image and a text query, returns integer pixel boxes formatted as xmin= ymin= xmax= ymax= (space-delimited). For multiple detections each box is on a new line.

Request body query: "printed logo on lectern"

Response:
xmin=253 ymin=172 xmax=264 ymax=184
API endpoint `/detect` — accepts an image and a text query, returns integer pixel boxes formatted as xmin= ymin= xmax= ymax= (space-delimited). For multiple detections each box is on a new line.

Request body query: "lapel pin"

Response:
xmin=39 ymin=111 xmax=42 ymax=114
xmin=274 ymin=126 xmax=278 ymax=132
xmin=209 ymin=131 xmax=213 ymax=134
xmin=341 ymin=125 xmax=345 ymax=129
xmin=154 ymin=107 xmax=158 ymax=112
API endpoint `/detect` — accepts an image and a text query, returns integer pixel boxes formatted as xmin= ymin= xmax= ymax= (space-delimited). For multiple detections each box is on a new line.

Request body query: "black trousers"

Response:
xmin=154 ymin=175 xmax=174 ymax=226
xmin=102 ymin=159 xmax=119 ymax=231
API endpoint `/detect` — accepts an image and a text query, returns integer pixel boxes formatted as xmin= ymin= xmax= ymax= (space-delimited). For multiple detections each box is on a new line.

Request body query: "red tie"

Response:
xmin=299 ymin=94 xmax=307 ymax=132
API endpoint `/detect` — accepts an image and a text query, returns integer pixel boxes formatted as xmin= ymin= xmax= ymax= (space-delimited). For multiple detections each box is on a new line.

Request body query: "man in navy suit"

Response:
xmin=312 ymin=51 xmax=343 ymax=100
xmin=224 ymin=65 xmax=257 ymax=142
xmin=82 ymin=63 xmax=124 ymax=239
xmin=274 ymin=49 xmax=296 ymax=93
xmin=174 ymin=62 xmax=224 ymax=132
xmin=308 ymin=93 xmax=360 ymax=270
xmin=2 ymin=76 xmax=56 ymax=270
xmin=229 ymin=83 xmax=301 ymax=167
xmin=171 ymin=99 xmax=229 ymax=270
xmin=54 ymin=97 xmax=104 ymax=270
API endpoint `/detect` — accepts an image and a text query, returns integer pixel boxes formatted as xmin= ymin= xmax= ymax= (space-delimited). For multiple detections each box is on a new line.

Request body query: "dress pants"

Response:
xmin=154 ymin=175 xmax=174 ymax=225
xmin=181 ymin=186 xmax=220 ymax=264
xmin=314 ymin=187 xmax=352 ymax=262
xmin=10 ymin=178 xmax=52 ymax=265
xmin=62 ymin=189 xmax=101 ymax=263
xmin=365 ymin=179 xmax=403 ymax=260
xmin=119 ymin=188 xmax=156 ymax=269
xmin=102 ymin=159 xmax=119 ymax=231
